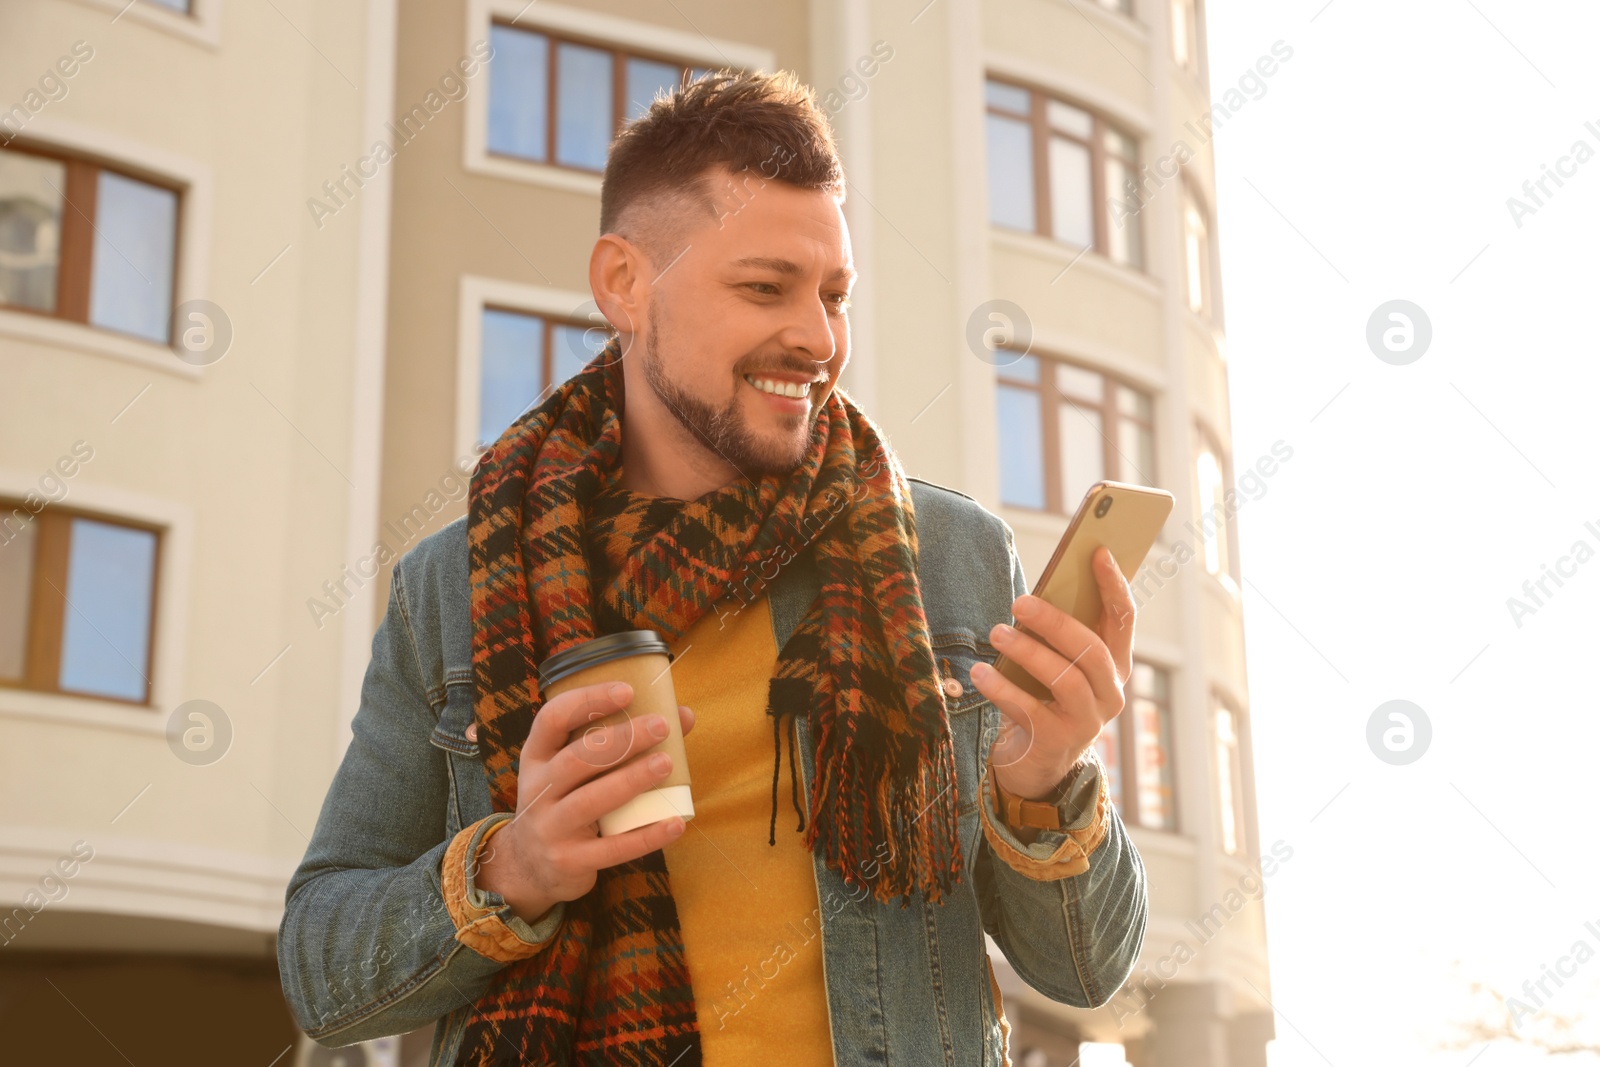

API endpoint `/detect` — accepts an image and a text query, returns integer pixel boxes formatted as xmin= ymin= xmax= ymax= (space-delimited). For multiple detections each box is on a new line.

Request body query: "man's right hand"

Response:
xmin=474 ymin=681 xmax=694 ymax=923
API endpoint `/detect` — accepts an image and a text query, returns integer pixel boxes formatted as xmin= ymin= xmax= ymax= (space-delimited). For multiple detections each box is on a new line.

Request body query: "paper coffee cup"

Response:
xmin=538 ymin=630 xmax=694 ymax=836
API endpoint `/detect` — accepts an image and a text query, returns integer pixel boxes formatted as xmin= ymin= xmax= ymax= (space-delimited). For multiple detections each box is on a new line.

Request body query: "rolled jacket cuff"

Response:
xmin=442 ymin=812 xmax=566 ymax=961
xmin=978 ymin=751 xmax=1111 ymax=881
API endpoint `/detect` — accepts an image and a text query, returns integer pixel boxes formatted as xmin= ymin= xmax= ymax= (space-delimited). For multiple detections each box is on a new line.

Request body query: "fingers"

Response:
xmin=970 ymin=658 xmax=1045 ymax=728
xmin=523 ymin=680 xmax=635 ymax=763
xmin=1093 ymin=546 xmax=1136 ymax=674
xmin=496 ymin=688 xmax=695 ymax=902
xmin=554 ymin=749 xmax=678 ymax=836
xmin=550 ymin=704 xmax=691 ymax=792
xmin=968 ymin=660 xmax=1042 ymax=769
xmin=569 ymin=809 xmax=688 ymax=872
xmin=1006 ymin=594 xmax=1120 ymax=705
xmin=555 ymin=712 xmax=667 ymax=783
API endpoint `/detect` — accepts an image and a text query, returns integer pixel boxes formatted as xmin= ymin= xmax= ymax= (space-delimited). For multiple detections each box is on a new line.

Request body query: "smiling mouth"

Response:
xmin=743 ymin=374 xmax=821 ymax=399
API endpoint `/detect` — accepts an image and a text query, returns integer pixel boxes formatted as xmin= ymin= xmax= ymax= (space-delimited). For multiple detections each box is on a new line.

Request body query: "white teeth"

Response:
xmin=746 ymin=375 xmax=812 ymax=399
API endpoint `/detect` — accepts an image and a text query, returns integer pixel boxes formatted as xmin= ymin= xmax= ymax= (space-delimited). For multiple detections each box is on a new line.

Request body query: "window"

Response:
xmin=0 ymin=144 xmax=179 ymax=344
xmin=984 ymin=77 xmax=1144 ymax=269
xmin=0 ymin=506 xmax=160 ymax=705
xmin=1194 ymin=426 xmax=1236 ymax=585
xmin=1215 ymin=698 xmax=1248 ymax=854
xmin=478 ymin=307 xmax=608 ymax=448
xmin=1093 ymin=660 xmax=1176 ymax=830
xmin=1172 ymin=0 xmax=1201 ymax=72
xmin=995 ymin=352 xmax=1156 ymax=513
xmin=1181 ymin=181 xmax=1213 ymax=317
xmin=487 ymin=22 xmax=710 ymax=172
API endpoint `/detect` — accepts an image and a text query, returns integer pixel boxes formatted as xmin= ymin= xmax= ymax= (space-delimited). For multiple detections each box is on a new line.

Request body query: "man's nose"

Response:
xmin=779 ymin=292 xmax=838 ymax=370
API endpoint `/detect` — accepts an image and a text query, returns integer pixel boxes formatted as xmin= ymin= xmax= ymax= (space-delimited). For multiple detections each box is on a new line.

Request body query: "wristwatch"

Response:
xmin=992 ymin=764 xmax=1079 ymax=831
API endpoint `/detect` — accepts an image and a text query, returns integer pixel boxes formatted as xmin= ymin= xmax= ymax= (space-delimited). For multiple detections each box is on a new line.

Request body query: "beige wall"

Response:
xmin=0 ymin=0 xmax=390 ymax=949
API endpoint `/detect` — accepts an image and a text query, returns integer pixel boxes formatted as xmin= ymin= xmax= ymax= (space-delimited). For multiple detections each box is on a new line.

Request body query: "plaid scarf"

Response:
xmin=456 ymin=339 xmax=963 ymax=1065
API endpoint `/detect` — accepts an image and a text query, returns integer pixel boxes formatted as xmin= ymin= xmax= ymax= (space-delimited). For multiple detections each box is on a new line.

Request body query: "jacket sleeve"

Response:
xmin=276 ymin=564 xmax=564 ymax=1046
xmin=978 ymin=745 xmax=1112 ymax=880
xmin=971 ymin=529 xmax=1149 ymax=1008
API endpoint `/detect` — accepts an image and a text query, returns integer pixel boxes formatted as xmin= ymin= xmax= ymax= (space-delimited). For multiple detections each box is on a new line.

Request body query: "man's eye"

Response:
xmin=746 ymin=282 xmax=779 ymax=295
xmin=826 ymin=293 xmax=851 ymax=312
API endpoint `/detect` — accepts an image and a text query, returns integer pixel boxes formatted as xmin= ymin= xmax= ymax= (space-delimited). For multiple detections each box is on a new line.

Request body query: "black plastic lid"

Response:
xmin=537 ymin=630 xmax=674 ymax=693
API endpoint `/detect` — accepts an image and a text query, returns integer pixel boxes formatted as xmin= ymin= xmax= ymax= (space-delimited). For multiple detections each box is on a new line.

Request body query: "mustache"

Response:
xmin=736 ymin=356 xmax=831 ymax=382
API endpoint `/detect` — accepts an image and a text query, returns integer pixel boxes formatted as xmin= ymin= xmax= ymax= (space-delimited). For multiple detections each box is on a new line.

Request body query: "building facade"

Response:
xmin=1 ymin=0 xmax=1269 ymax=1064
xmin=0 ymin=0 xmax=396 ymax=1061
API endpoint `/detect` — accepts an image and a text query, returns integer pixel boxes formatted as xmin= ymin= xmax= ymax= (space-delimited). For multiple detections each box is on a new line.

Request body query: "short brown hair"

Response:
xmin=600 ymin=69 xmax=846 ymax=262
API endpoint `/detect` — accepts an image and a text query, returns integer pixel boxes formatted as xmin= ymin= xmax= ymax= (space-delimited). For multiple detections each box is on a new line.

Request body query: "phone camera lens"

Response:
xmin=1095 ymin=495 xmax=1113 ymax=518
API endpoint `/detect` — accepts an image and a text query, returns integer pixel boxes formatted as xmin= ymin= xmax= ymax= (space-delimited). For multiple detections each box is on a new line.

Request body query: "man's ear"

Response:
xmin=589 ymin=233 xmax=644 ymax=339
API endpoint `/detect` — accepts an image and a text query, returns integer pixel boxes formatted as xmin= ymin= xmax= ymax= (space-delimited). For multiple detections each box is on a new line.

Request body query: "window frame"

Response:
xmin=463 ymin=0 xmax=772 ymax=193
xmin=0 ymin=141 xmax=185 ymax=345
xmin=485 ymin=19 xmax=710 ymax=175
xmin=475 ymin=302 xmax=607 ymax=449
xmin=62 ymin=0 xmax=220 ymax=46
xmin=1213 ymin=691 xmax=1253 ymax=857
xmin=1192 ymin=420 xmax=1240 ymax=590
xmin=0 ymin=502 xmax=163 ymax=707
xmin=983 ymin=74 xmax=1145 ymax=269
xmin=994 ymin=349 xmax=1159 ymax=516
xmin=456 ymin=276 xmax=612 ymax=461
xmin=1181 ymin=177 xmax=1215 ymax=319
xmin=1096 ymin=658 xmax=1179 ymax=833
xmin=1171 ymin=0 xmax=1203 ymax=75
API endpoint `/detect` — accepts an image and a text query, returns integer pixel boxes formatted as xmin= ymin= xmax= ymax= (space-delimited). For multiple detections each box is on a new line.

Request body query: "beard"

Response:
xmin=639 ymin=302 xmax=818 ymax=476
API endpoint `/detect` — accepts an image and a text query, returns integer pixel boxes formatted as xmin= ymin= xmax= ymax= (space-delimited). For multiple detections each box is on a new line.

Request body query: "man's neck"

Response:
xmin=618 ymin=411 xmax=742 ymax=501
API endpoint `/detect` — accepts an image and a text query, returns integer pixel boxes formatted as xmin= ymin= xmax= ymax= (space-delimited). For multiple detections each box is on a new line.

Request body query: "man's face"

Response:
xmin=630 ymin=166 xmax=855 ymax=476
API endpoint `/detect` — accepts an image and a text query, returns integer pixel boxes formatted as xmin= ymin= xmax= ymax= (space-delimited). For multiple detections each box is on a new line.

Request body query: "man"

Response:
xmin=280 ymin=69 xmax=1147 ymax=1066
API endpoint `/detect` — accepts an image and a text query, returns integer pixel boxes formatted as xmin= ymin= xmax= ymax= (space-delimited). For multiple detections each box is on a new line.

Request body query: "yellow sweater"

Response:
xmin=661 ymin=594 xmax=834 ymax=1065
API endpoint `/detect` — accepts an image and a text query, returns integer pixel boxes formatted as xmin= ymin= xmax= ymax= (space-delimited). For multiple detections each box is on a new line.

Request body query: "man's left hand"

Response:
xmin=969 ymin=545 xmax=1135 ymax=801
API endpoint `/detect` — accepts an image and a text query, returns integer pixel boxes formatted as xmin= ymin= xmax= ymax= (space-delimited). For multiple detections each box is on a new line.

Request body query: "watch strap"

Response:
xmin=993 ymin=770 xmax=1066 ymax=831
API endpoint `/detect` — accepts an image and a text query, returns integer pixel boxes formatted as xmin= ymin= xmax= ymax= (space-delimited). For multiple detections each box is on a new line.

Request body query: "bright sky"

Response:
xmin=1201 ymin=1 xmax=1600 ymax=1064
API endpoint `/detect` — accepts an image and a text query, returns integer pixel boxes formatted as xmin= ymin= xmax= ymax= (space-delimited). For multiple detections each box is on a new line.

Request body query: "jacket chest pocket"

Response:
xmin=428 ymin=676 xmax=489 ymax=838
xmin=931 ymin=635 xmax=995 ymax=863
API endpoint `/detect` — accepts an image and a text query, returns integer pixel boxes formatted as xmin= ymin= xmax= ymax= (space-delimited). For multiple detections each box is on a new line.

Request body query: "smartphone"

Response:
xmin=992 ymin=480 xmax=1175 ymax=701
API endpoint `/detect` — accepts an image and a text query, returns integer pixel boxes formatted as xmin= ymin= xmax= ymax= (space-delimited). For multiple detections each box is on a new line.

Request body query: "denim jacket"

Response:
xmin=278 ymin=477 xmax=1149 ymax=1065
